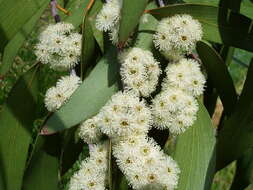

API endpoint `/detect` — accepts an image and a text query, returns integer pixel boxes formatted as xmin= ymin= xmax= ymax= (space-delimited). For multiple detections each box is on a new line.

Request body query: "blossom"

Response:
xmin=151 ymin=87 xmax=198 ymax=134
xmin=95 ymin=0 xmax=121 ymax=32
xmin=119 ymin=48 xmax=161 ymax=97
xmin=163 ymin=58 xmax=206 ymax=97
xmin=35 ymin=22 xmax=81 ymax=71
xmin=97 ymin=91 xmax=152 ymax=139
xmin=79 ymin=116 xmax=103 ymax=144
xmin=96 ymin=0 xmax=126 ymax=45
xmin=153 ymin=14 xmax=202 ymax=60
xmin=113 ymin=135 xmax=180 ymax=189
xmin=44 ymin=74 xmax=81 ymax=112
xmin=69 ymin=141 xmax=108 ymax=190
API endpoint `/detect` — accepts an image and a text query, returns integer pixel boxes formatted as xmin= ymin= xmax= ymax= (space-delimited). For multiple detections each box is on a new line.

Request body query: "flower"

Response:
xmin=97 ymin=91 xmax=152 ymax=139
xmin=95 ymin=0 xmax=121 ymax=32
xmin=153 ymin=14 xmax=202 ymax=60
xmin=35 ymin=22 xmax=81 ymax=71
xmin=44 ymin=74 xmax=81 ymax=112
xmin=79 ymin=116 xmax=103 ymax=144
xmin=163 ymin=58 xmax=206 ymax=97
xmin=119 ymin=48 xmax=161 ymax=97
xmin=96 ymin=0 xmax=132 ymax=45
xmin=113 ymin=135 xmax=180 ymax=189
xmin=151 ymin=87 xmax=198 ymax=134
xmin=69 ymin=141 xmax=109 ymax=190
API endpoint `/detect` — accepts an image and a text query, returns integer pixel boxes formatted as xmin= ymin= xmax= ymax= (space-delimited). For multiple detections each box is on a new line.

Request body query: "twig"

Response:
xmin=56 ymin=3 xmax=71 ymax=16
xmin=50 ymin=0 xmax=61 ymax=22
xmin=108 ymin=139 xmax=113 ymax=190
xmin=157 ymin=0 xmax=165 ymax=7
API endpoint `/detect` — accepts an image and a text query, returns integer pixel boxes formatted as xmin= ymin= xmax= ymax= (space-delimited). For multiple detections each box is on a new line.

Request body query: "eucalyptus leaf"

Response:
xmin=196 ymin=41 xmax=237 ymax=116
xmin=23 ymin=146 xmax=59 ymax=190
xmin=184 ymin=0 xmax=253 ymax=19
xmin=147 ymin=3 xmax=253 ymax=52
xmin=0 ymin=65 xmax=39 ymax=190
xmin=118 ymin=0 xmax=148 ymax=45
xmin=230 ymin=148 xmax=253 ymax=190
xmin=0 ymin=0 xmax=50 ymax=51
xmin=80 ymin=0 xmax=103 ymax=77
xmin=0 ymin=2 xmax=48 ymax=75
xmin=217 ymin=59 xmax=253 ymax=170
xmin=173 ymin=102 xmax=216 ymax=190
xmin=64 ymin=0 xmax=90 ymax=27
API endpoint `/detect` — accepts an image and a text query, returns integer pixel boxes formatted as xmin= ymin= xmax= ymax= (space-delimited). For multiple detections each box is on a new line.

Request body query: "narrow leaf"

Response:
xmin=118 ymin=0 xmax=148 ymax=45
xmin=173 ymin=102 xmax=216 ymax=190
xmin=0 ymin=2 xmax=48 ymax=75
xmin=230 ymin=148 xmax=253 ymax=190
xmin=23 ymin=148 xmax=59 ymax=190
xmin=147 ymin=4 xmax=253 ymax=52
xmin=0 ymin=66 xmax=39 ymax=190
xmin=0 ymin=0 xmax=50 ymax=51
xmin=217 ymin=59 xmax=253 ymax=170
xmin=64 ymin=1 xmax=90 ymax=27
xmin=196 ymin=41 xmax=237 ymax=116
xmin=80 ymin=0 xmax=103 ymax=77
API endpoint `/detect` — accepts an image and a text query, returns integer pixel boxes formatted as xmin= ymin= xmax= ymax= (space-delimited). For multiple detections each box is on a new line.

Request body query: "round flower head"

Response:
xmin=151 ymin=88 xmax=198 ymax=134
xmin=113 ymin=135 xmax=180 ymax=189
xmin=153 ymin=14 xmax=202 ymax=58
xmin=69 ymin=141 xmax=109 ymax=190
xmin=97 ymin=91 xmax=152 ymax=139
xmin=44 ymin=74 xmax=81 ymax=112
xmin=163 ymin=58 xmax=206 ymax=97
xmin=35 ymin=22 xmax=81 ymax=71
xmin=119 ymin=48 xmax=161 ymax=97
xmin=79 ymin=116 xmax=103 ymax=144
xmin=96 ymin=0 xmax=122 ymax=32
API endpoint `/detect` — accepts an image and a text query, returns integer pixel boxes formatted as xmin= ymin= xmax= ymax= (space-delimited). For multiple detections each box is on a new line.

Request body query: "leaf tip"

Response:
xmin=40 ymin=126 xmax=55 ymax=135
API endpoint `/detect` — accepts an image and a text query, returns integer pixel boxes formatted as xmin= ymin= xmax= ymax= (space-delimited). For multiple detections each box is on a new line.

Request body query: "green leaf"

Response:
xmin=43 ymin=47 xmax=120 ymax=134
xmin=196 ymin=41 xmax=237 ymax=116
xmin=219 ymin=0 xmax=242 ymax=12
xmin=64 ymin=0 xmax=90 ymax=27
xmin=147 ymin=3 xmax=253 ymax=52
xmin=0 ymin=65 xmax=39 ymax=190
xmin=0 ymin=2 xmax=48 ymax=76
xmin=216 ymin=59 xmax=253 ymax=170
xmin=60 ymin=128 xmax=83 ymax=175
xmin=230 ymin=148 xmax=253 ymax=190
xmin=23 ymin=143 xmax=59 ymax=190
xmin=184 ymin=0 xmax=253 ymax=19
xmin=118 ymin=0 xmax=148 ymax=45
xmin=173 ymin=102 xmax=216 ymax=190
xmin=80 ymin=0 xmax=103 ymax=77
xmin=0 ymin=0 xmax=50 ymax=52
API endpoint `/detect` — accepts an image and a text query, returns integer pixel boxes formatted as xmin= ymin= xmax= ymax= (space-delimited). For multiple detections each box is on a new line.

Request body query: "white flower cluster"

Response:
xmin=113 ymin=135 xmax=180 ymax=190
xmin=97 ymin=91 xmax=152 ymax=139
xmin=35 ymin=22 xmax=81 ymax=71
xmin=69 ymin=142 xmax=108 ymax=190
xmin=79 ymin=116 xmax=103 ymax=144
xmin=96 ymin=0 xmax=122 ymax=44
xmin=163 ymin=58 xmax=206 ymax=97
xmin=151 ymin=87 xmax=198 ymax=134
xmin=44 ymin=74 xmax=81 ymax=112
xmin=119 ymin=48 xmax=161 ymax=97
xmin=68 ymin=12 xmax=206 ymax=190
xmin=153 ymin=14 xmax=202 ymax=60
xmin=151 ymin=58 xmax=205 ymax=134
